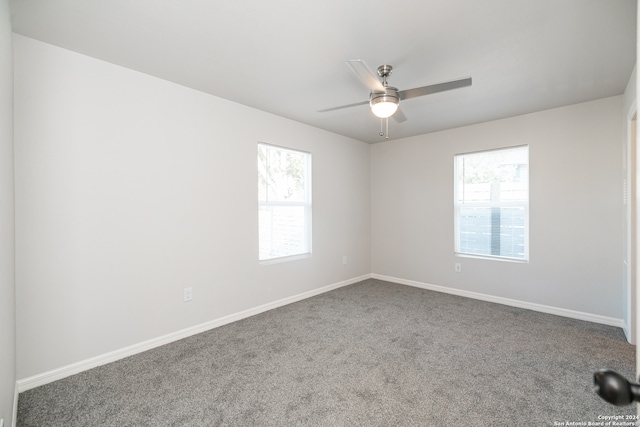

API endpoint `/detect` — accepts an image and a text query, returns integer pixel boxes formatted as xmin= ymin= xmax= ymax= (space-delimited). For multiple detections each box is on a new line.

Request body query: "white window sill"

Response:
xmin=259 ymin=253 xmax=312 ymax=266
xmin=455 ymin=252 xmax=529 ymax=263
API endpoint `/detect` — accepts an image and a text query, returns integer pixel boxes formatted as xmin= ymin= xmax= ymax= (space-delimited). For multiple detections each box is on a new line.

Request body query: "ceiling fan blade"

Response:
xmin=347 ymin=59 xmax=385 ymax=92
xmin=318 ymin=100 xmax=369 ymax=113
xmin=398 ymin=77 xmax=472 ymax=101
xmin=392 ymin=107 xmax=407 ymax=123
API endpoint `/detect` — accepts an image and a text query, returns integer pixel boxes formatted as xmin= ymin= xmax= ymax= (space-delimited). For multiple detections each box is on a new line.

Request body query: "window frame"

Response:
xmin=257 ymin=142 xmax=312 ymax=264
xmin=454 ymin=145 xmax=529 ymax=262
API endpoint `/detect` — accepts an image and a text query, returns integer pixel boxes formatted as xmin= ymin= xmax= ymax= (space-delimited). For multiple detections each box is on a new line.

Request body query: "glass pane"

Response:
xmin=258 ymin=144 xmax=307 ymax=203
xmin=457 ymin=146 xmax=528 ymax=203
xmin=458 ymin=206 xmax=526 ymax=259
xmin=257 ymin=145 xmax=268 ymax=201
xmin=259 ymin=205 xmax=308 ymax=260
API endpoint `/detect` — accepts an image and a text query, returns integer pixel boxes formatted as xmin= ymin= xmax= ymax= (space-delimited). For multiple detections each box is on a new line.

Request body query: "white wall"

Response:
xmin=371 ymin=96 xmax=624 ymax=319
xmin=0 ymin=0 xmax=15 ymax=424
xmin=13 ymin=35 xmax=371 ymax=380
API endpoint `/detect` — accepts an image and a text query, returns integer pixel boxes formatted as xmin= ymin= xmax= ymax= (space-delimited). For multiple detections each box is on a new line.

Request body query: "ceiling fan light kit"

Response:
xmin=370 ymin=87 xmax=399 ymax=118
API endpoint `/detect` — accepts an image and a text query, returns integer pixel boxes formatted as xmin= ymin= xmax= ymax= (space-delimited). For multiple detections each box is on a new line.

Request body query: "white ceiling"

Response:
xmin=9 ymin=0 xmax=637 ymax=143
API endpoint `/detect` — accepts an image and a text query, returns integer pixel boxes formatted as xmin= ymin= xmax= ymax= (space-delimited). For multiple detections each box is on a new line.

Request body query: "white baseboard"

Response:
xmin=11 ymin=382 xmax=17 ymax=427
xmin=371 ymin=273 xmax=624 ymax=328
xmin=16 ymin=273 xmax=624 ymax=393
xmin=623 ymin=320 xmax=636 ymax=345
xmin=16 ymin=274 xmax=371 ymax=393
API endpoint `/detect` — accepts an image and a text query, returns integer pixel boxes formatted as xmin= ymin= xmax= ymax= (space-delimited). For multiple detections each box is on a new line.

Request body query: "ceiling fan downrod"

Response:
xmin=377 ymin=64 xmax=393 ymax=87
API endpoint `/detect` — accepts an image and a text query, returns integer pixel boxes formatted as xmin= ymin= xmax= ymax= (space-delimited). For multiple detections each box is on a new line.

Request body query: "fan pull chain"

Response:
xmin=379 ymin=118 xmax=390 ymax=139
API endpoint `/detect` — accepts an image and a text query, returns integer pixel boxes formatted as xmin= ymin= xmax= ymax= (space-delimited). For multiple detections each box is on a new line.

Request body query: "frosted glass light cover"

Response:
xmin=371 ymin=101 xmax=398 ymax=118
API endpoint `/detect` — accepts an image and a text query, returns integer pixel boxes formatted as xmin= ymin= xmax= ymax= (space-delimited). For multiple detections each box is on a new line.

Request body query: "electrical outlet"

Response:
xmin=183 ymin=287 xmax=193 ymax=302
xmin=342 ymin=256 xmax=348 ymax=265
xmin=455 ymin=263 xmax=462 ymax=273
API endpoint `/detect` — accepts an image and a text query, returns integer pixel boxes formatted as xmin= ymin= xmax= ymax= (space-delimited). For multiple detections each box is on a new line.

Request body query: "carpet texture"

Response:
xmin=17 ymin=279 xmax=636 ymax=426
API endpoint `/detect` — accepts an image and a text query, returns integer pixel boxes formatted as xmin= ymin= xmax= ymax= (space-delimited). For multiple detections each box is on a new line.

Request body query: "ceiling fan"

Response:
xmin=320 ymin=59 xmax=472 ymax=138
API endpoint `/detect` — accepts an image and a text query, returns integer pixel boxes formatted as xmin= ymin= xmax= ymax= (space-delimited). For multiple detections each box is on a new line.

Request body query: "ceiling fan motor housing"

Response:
xmin=370 ymin=87 xmax=399 ymax=106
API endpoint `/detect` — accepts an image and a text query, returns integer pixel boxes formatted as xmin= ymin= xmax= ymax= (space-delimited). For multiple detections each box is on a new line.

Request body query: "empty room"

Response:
xmin=1 ymin=0 xmax=640 ymax=426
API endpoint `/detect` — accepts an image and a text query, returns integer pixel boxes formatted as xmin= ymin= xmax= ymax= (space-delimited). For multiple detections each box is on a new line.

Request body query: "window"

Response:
xmin=454 ymin=145 xmax=529 ymax=261
xmin=258 ymin=143 xmax=311 ymax=262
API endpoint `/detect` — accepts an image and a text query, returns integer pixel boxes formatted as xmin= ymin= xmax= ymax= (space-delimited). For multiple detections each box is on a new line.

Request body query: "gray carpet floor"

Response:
xmin=17 ymin=279 xmax=636 ymax=426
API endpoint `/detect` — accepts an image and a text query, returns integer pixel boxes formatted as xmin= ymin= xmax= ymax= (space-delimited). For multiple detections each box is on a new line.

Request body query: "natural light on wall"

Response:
xmin=454 ymin=145 xmax=529 ymax=261
xmin=258 ymin=143 xmax=312 ymax=262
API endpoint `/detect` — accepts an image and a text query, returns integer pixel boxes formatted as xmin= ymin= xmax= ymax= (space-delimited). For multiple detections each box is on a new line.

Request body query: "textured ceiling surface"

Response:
xmin=10 ymin=0 xmax=637 ymax=143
